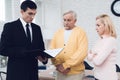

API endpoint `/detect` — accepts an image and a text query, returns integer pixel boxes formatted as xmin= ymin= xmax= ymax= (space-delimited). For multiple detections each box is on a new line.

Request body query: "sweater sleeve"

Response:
xmin=92 ymin=38 xmax=116 ymax=66
xmin=50 ymin=30 xmax=62 ymax=65
xmin=87 ymin=50 xmax=94 ymax=61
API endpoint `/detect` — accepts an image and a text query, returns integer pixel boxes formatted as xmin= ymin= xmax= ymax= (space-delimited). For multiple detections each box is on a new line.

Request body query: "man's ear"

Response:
xmin=20 ymin=10 xmax=24 ymax=14
xmin=74 ymin=19 xmax=77 ymax=23
xmin=75 ymin=19 xmax=77 ymax=22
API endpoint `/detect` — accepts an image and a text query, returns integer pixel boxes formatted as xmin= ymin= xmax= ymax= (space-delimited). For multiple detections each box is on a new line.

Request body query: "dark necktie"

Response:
xmin=26 ymin=24 xmax=31 ymax=45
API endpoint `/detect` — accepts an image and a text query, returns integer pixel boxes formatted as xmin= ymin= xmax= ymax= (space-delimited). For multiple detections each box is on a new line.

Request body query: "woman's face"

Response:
xmin=96 ymin=19 xmax=105 ymax=36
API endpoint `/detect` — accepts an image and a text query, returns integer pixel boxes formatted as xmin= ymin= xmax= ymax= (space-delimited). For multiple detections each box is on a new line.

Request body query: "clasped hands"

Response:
xmin=56 ymin=64 xmax=70 ymax=74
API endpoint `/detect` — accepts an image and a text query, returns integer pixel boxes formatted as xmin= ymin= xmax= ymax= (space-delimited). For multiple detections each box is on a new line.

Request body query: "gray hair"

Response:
xmin=63 ymin=10 xmax=77 ymax=20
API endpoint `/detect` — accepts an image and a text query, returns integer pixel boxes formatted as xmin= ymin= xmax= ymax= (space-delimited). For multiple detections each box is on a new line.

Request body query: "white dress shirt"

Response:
xmin=20 ymin=18 xmax=33 ymax=41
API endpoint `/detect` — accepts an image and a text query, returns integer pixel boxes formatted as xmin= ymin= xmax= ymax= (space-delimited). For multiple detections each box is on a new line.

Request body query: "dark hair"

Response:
xmin=20 ymin=0 xmax=37 ymax=11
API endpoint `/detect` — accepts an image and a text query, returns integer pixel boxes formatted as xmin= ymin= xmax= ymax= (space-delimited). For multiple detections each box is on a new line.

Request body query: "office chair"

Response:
xmin=84 ymin=61 xmax=93 ymax=70
xmin=116 ymin=64 xmax=120 ymax=72
xmin=84 ymin=61 xmax=94 ymax=79
xmin=0 ymin=71 xmax=6 ymax=80
xmin=83 ymin=75 xmax=95 ymax=80
xmin=38 ymin=65 xmax=46 ymax=70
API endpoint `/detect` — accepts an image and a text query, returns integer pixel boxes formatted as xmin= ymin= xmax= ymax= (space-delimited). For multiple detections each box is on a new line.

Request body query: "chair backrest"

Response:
xmin=83 ymin=75 xmax=95 ymax=80
xmin=0 ymin=71 xmax=6 ymax=80
xmin=84 ymin=61 xmax=93 ymax=70
xmin=83 ymin=61 xmax=95 ymax=80
xmin=116 ymin=64 xmax=120 ymax=72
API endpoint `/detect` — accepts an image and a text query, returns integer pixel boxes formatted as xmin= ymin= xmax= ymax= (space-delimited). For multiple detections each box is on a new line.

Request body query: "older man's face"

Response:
xmin=63 ymin=14 xmax=76 ymax=30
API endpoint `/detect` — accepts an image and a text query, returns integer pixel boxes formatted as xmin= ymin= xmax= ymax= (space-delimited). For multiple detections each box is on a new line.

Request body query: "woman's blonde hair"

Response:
xmin=96 ymin=14 xmax=117 ymax=38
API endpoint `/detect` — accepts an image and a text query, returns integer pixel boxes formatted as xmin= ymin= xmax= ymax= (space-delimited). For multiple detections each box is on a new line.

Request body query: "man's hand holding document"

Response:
xmin=43 ymin=48 xmax=64 ymax=58
xmin=25 ymin=48 xmax=63 ymax=58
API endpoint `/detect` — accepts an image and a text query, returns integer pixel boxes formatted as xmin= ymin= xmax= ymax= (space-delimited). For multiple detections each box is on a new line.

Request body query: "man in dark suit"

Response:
xmin=0 ymin=1 xmax=47 ymax=80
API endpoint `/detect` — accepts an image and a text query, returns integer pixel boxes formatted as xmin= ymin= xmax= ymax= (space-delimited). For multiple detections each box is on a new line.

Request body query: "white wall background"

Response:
xmin=0 ymin=0 xmax=120 ymax=66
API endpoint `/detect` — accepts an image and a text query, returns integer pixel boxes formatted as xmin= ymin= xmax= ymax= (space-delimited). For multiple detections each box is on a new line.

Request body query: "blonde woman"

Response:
xmin=87 ymin=14 xmax=118 ymax=80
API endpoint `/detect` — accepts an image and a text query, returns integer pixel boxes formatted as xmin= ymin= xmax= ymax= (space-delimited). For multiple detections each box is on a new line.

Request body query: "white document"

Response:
xmin=44 ymin=48 xmax=64 ymax=57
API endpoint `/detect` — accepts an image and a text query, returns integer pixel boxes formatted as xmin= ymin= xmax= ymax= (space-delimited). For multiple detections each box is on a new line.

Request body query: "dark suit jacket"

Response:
xmin=0 ymin=19 xmax=45 ymax=80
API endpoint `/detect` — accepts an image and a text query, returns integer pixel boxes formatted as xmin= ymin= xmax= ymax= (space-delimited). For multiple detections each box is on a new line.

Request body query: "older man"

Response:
xmin=50 ymin=10 xmax=88 ymax=80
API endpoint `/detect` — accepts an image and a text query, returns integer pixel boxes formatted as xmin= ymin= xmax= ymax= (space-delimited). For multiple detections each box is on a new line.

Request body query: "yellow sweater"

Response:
xmin=50 ymin=26 xmax=88 ymax=75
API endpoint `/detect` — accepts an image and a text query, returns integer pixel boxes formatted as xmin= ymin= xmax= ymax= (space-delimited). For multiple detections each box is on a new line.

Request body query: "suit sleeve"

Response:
xmin=0 ymin=23 xmax=26 ymax=58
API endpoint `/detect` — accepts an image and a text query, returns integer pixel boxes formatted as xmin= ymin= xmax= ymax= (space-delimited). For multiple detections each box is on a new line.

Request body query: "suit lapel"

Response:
xmin=17 ymin=19 xmax=28 ymax=41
